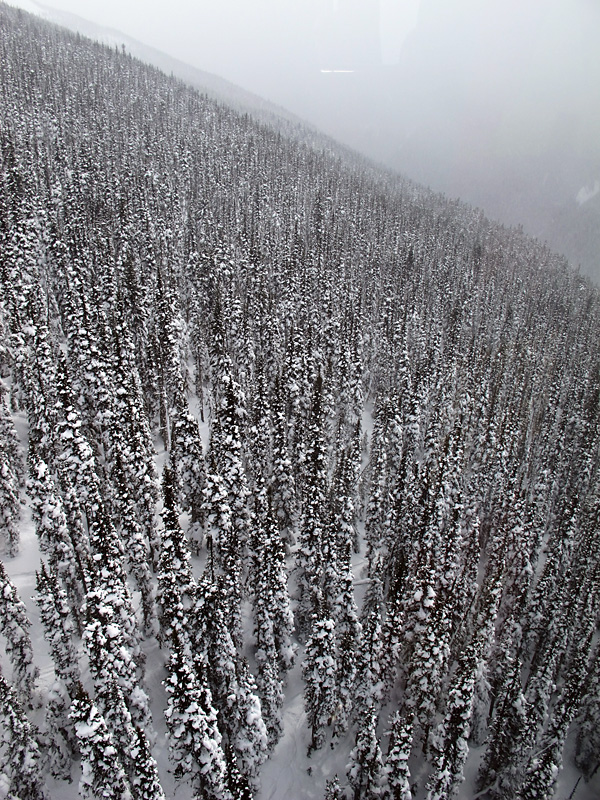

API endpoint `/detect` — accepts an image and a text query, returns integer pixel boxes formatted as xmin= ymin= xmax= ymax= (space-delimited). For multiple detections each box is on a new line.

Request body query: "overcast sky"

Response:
xmin=6 ymin=1 xmax=420 ymax=94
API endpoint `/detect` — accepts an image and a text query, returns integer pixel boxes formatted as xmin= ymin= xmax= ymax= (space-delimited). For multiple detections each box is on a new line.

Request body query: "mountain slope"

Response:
xmin=0 ymin=4 xmax=599 ymax=799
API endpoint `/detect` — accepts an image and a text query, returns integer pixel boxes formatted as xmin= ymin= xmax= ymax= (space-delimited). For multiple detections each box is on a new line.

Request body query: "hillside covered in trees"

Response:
xmin=0 ymin=4 xmax=599 ymax=799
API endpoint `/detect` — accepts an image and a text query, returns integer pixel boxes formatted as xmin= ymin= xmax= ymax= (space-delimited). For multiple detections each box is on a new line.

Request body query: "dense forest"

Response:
xmin=0 ymin=4 xmax=599 ymax=799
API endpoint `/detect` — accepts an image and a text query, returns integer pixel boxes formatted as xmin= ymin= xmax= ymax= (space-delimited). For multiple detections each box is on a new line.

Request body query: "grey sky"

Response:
xmin=6 ymin=1 xmax=420 ymax=96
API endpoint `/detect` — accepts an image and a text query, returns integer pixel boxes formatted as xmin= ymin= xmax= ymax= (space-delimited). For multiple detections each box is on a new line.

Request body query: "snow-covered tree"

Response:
xmin=97 ymin=681 xmax=165 ymax=800
xmin=303 ymin=599 xmax=338 ymax=755
xmin=324 ymin=774 xmax=347 ymax=800
xmin=169 ymin=394 xmax=206 ymax=546
xmin=296 ymin=375 xmax=330 ymax=637
xmin=0 ymin=671 xmax=48 ymax=800
xmin=163 ymin=644 xmax=230 ymax=800
xmin=0 ymin=559 xmax=37 ymax=705
xmin=28 ymin=450 xmax=88 ymax=633
xmin=347 ymin=705 xmax=383 ymax=800
xmin=83 ymin=561 xmax=150 ymax=732
xmin=384 ymin=711 xmax=413 ymax=800
xmin=34 ymin=562 xmax=80 ymax=693
xmin=155 ymin=462 xmax=195 ymax=648
xmin=0 ymin=389 xmax=22 ymax=556
xmin=193 ymin=572 xmax=268 ymax=785
xmin=70 ymin=684 xmax=133 ymax=800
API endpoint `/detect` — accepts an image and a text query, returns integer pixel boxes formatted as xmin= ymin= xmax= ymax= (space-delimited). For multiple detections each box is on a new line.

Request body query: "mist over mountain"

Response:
xmin=299 ymin=0 xmax=600 ymax=282
xmin=385 ymin=0 xmax=600 ymax=282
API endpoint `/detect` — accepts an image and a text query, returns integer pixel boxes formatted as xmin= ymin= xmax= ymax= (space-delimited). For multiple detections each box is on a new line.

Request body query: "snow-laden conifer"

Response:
xmin=163 ymin=644 xmax=230 ymax=800
xmin=35 ymin=562 xmax=80 ymax=692
xmin=83 ymin=553 xmax=151 ymax=732
xmin=97 ymin=681 xmax=165 ymax=800
xmin=0 ymin=559 xmax=37 ymax=705
xmin=169 ymin=394 xmax=206 ymax=546
xmin=28 ymin=451 xmax=88 ymax=632
xmin=0 ymin=671 xmax=48 ymax=800
xmin=0 ymin=388 xmax=23 ymax=556
xmin=346 ymin=705 xmax=383 ymax=800
xmin=384 ymin=711 xmax=413 ymax=800
xmin=193 ymin=572 xmax=268 ymax=785
xmin=70 ymin=685 xmax=133 ymax=800
xmin=295 ymin=374 xmax=330 ymax=638
xmin=303 ymin=597 xmax=338 ymax=755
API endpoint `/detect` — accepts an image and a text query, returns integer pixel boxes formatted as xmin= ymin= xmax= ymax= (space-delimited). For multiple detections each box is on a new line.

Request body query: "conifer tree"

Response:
xmin=0 ymin=671 xmax=48 ymax=800
xmin=97 ymin=681 xmax=165 ymax=800
xmin=169 ymin=394 xmax=206 ymax=547
xmin=2 ymin=10 xmax=600 ymax=800
xmin=83 ymin=551 xmax=151 ymax=732
xmin=0 ymin=559 xmax=37 ymax=706
xmin=70 ymin=684 xmax=133 ymax=800
xmin=324 ymin=774 xmax=347 ymax=800
xmin=227 ymin=658 xmax=269 ymax=788
xmin=575 ymin=640 xmax=600 ymax=778
xmin=251 ymin=489 xmax=295 ymax=676
xmin=269 ymin=383 xmax=297 ymax=546
xmin=152 ymin=266 xmax=188 ymax=449
xmin=346 ymin=705 xmax=383 ymax=800
xmin=296 ymin=375 xmax=330 ymax=637
xmin=476 ymin=656 xmax=529 ymax=798
xmin=202 ymin=458 xmax=233 ymax=576
xmin=384 ymin=711 xmax=413 ymax=800
xmin=249 ymin=490 xmax=290 ymax=749
xmin=40 ymin=681 xmax=73 ymax=781
xmin=518 ymin=644 xmax=589 ymax=800
xmin=129 ymin=725 xmax=167 ymax=800
xmin=327 ymin=437 xmax=362 ymax=737
xmin=426 ymin=558 xmax=503 ymax=799
xmin=52 ymin=353 xmax=103 ymax=518
xmin=110 ymin=327 xmax=161 ymax=567
xmin=193 ymin=572 xmax=268 ymax=785
xmin=205 ymin=361 xmax=251 ymax=647
xmin=303 ymin=597 xmax=338 ymax=755
xmin=354 ymin=571 xmax=385 ymax=721
xmin=109 ymin=447 xmax=156 ymax=635
xmin=329 ymin=537 xmax=361 ymax=739
xmin=0 ymin=474 xmax=20 ymax=559
xmin=163 ymin=644 xmax=230 ymax=800
xmin=224 ymin=744 xmax=255 ymax=800
xmin=247 ymin=365 xmax=272 ymax=490
xmin=35 ymin=562 xmax=80 ymax=693
xmin=0 ymin=388 xmax=22 ymax=556
xmin=155 ymin=463 xmax=195 ymax=647
xmin=28 ymin=451 xmax=88 ymax=632
xmin=363 ymin=399 xmax=395 ymax=574
xmin=425 ymin=648 xmax=477 ymax=800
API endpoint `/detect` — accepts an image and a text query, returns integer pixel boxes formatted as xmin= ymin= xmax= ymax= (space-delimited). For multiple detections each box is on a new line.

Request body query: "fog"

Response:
xmin=6 ymin=0 xmax=600 ymax=280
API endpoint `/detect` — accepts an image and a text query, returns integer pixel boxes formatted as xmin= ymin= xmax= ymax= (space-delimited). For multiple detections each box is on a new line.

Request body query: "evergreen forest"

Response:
xmin=0 ymin=4 xmax=599 ymax=799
